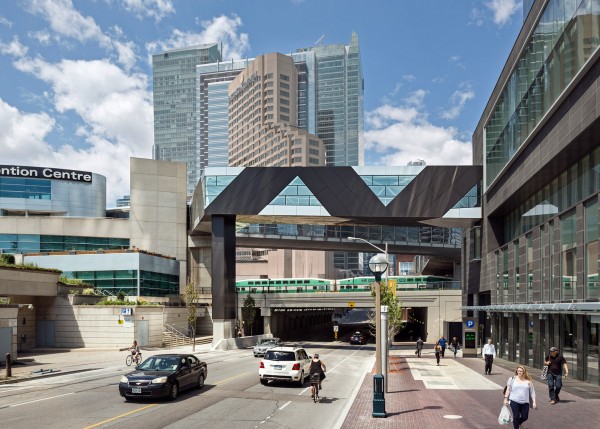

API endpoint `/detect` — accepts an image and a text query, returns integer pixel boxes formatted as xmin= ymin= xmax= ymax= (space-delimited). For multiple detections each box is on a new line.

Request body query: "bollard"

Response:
xmin=5 ymin=353 xmax=11 ymax=377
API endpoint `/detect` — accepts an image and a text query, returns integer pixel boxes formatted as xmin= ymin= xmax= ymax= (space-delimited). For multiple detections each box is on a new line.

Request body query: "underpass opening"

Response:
xmin=395 ymin=307 xmax=427 ymax=342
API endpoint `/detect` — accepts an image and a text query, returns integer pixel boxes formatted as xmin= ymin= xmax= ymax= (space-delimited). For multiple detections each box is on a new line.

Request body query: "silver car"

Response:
xmin=253 ymin=339 xmax=281 ymax=357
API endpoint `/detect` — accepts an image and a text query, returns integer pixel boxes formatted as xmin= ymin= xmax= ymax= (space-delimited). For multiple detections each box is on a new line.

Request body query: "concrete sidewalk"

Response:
xmin=340 ymin=346 xmax=600 ymax=429
xmin=0 ymin=344 xmax=212 ymax=384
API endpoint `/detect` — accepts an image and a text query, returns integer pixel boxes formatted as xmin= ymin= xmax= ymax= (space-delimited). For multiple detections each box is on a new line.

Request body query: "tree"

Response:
xmin=184 ymin=282 xmax=199 ymax=351
xmin=242 ymin=294 xmax=256 ymax=336
xmin=368 ymin=280 xmax=404 ymax=343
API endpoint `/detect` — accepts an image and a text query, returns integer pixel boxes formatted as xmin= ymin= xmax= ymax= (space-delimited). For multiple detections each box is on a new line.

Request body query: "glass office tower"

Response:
xmin=297 ymin=32 xmax=364 ymax=167
xmin=152 ymin=44 xmax=221 ymax=195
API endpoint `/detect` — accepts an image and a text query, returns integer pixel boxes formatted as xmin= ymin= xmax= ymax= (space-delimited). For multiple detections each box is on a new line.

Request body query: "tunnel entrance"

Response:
xmin=395 ymin=307 xmax=428 ymax=342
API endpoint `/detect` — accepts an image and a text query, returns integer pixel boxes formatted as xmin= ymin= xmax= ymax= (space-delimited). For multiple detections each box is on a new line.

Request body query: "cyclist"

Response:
xmin=129 ymin=340 xmax=140 ymax=358
xmin=309 ymin=353 xmax=326 ymax=397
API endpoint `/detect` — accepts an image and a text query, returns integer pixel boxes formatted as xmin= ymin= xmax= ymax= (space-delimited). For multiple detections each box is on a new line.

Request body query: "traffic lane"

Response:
xmin=0 ymin=348 xmax=251 ymax=404
xmin=162 ymin=346 xmax=374 ymax=429
xmin=0 ymin=350 xmax=260 ymax=428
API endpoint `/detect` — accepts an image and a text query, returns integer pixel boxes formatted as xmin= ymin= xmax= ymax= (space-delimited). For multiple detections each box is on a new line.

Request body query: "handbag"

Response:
xmin=540 ymin=365 xmax=548 ymax=380
xmin=498 ymin=404 xmax=513 ymax=425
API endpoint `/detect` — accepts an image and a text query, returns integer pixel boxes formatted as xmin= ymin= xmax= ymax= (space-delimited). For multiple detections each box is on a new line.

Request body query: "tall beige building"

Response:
xmin=228 ymin=53 xmax=325 ymax=167
xmin=228 ymin=53 xmax=331 ymax=280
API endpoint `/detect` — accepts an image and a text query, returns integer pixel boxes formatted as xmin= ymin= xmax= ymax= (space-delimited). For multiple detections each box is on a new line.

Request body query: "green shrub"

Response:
xmin=82 ymin=288 xmax=97 ymax=295
xmin=0 ymin=254 xmax=15 ymax=264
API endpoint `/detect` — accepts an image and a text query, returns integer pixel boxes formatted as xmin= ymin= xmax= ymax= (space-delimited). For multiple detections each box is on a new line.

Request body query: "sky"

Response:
xmin=0 ymin=0 xmax=525 ymax=205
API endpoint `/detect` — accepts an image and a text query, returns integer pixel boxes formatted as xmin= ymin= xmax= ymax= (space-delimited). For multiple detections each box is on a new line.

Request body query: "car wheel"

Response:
xmin=297 ymin=371 xmax=304 ymax=387
xmin=168 ymin=383 xmax=178 ymax=400
xmin=260 ymin=378 xmax=268 ymax=385
xmin=197 ymin=373 xmax=205 ymax=389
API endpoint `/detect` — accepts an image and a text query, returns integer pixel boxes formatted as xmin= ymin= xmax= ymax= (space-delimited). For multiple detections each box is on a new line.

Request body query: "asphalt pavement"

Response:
xmin=3 ymin=343 xmax=600 ymax=429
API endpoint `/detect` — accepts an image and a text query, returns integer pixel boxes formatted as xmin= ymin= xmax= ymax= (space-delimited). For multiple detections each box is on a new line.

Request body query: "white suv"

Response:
xmin=259 ymin=346 xmax=311 ymax=386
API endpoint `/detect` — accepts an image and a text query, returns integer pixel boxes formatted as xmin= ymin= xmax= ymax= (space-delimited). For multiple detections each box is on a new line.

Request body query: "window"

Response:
xmin=280 ymin=82 xmax=289 ymax=89
xmin=279 ymin=74 xmax=289 ymax=81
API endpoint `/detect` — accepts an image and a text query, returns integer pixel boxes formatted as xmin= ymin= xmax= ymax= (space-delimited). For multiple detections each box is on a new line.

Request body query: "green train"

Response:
xmin=336 ymin=275 xmax=454 ymax=292
xmin=235 ymin=275 xmax=458 ymax=294
xmin=236 ymin=278 xmax=331 ymax=294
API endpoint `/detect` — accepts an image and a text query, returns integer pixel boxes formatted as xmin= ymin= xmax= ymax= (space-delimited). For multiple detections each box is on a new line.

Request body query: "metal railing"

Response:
xmin=162 ymin=323 xmax=192 ymax=348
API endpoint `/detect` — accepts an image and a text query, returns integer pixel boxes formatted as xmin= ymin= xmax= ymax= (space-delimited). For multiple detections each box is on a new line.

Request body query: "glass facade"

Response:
xmin=237 ymin=224 xmax=461 ymax=247
xmin=485 ymin=0 xmax=600 ymax=188
xmin=67 ymin=269 xmax=178 ymax=297
xmin=206 ymin=82 xmax=231 ymax=167
xmin=0 ymin=178 xmax=51 ymax=200
xmin=504 ymin=146 xmax=600 ymax=242
xmin=152 ymin=44 xmax=222 ymax=195
xmin=585 ymin=198 xmax=599 ymax=299
xmin=0 ymin=234 xmax=129 ymax=254
xmin=298 ymin=32 xmax=364 ymax=166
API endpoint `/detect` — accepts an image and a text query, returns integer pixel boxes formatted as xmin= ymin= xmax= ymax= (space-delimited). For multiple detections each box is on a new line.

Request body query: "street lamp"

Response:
xmin=348 ymin=236 xmax=390 ymax=377
xmin=368 ymin=253 xmax=388 ymax=418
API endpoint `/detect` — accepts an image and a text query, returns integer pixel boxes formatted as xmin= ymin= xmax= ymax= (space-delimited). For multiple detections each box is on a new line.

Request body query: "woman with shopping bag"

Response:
xmin=502 ymin=365 xmax=537 ymax=428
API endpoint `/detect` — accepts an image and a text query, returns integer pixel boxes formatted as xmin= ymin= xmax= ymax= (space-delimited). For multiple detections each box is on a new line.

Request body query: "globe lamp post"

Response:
xmin=369 ymin=253 xmax=388 ymax=418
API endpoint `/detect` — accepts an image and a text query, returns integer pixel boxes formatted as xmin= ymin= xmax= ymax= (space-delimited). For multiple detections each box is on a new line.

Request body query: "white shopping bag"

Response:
xmin=498 ymin=404 xmax=513 ymax=425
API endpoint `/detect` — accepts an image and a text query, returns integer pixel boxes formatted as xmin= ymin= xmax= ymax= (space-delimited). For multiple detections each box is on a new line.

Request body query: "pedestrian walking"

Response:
xmin=482 ymin=338 xmax=496 ymax=374
xmin=450 ymin=336 xmax=460 ymax=358
xmin=437 ymin=336 xmax=447 ymax=357
xmin=503 ymin=365 xmax=537 ymax=429
xmin=434 ymin=342 xmax=442 ymax=365
xmin=416 ymin=337 xmax=424 ymax=357
xmin=545 ymin=346 xmax=568 ymax=404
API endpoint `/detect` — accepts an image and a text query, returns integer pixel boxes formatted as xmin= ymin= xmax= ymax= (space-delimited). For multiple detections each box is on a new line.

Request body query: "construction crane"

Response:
xmin=314 ymin=34 xmax=325 ymax=46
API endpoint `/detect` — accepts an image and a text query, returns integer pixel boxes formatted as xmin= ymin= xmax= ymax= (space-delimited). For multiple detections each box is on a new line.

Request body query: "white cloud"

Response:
xmin=26 ymin=0 xmax=138 ymax=69
xmin=365 ymin=97 xmax=472 ymax=166
xmin=0 ymin=36 xmax=29 ymax=57
xmin=118 ymin=0 xmax=176 ymax=22
xmin=486 ymin=0 xmax=521 ymax=26
xmin=28 ymin=30 xmax=52 ymax=45
xmin=441 ymin=85 xmax=475 ymax=120
xmin=0 ymin=15 xmax=12 ymax=27
xmin=27 ymin=0 xmax=110 ymax=47
xmin=0 ymin=98 xmax=55 ymax=160
xmin=3 ymin=54 xmax=153 ymax=203
xmin=146 ymin=14 xmax=250 ymax=60
xmin=469 ymin=7 xmax=485 ymax=27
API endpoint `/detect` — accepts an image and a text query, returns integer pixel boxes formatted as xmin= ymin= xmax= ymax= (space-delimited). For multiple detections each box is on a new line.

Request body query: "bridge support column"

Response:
xmin=211 ymin=215 xmax=236 ymax=344
xmin=262 ymin=308 xmax=272 ymax=335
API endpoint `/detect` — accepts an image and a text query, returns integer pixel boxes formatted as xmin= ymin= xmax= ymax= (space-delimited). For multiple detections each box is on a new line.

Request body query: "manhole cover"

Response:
xmin=443 ymin=415 xmax=463 ymax=419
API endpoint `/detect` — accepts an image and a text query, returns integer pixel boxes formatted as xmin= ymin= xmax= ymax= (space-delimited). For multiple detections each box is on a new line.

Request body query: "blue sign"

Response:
xmin=466 ymin=319 xmax=475 ymax=329
xmin=530 ymin=320 xmax=534 ymax=328
xmin=121 ymin=308 xmax=132 ymax=316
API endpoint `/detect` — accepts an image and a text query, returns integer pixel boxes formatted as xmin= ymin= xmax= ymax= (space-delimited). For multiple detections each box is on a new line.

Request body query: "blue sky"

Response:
xmin=0 ymin=0 xmax=524 ymax=204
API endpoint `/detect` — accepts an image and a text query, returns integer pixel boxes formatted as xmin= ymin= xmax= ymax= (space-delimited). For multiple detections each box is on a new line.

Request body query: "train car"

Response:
xmin=236 ymin=278 xmax=332 ymax=294
xmin=336 ymin=275 xmax=454 ymax=292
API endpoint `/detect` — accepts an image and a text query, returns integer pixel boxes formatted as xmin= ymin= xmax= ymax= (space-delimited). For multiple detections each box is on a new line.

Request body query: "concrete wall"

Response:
xmin=129 ymin=158 xmax=187 ymax=293
xmin=0 ymin=268 xmax=60 ymax=296
xmin=0 ymin=306 xmax=19 ymax=361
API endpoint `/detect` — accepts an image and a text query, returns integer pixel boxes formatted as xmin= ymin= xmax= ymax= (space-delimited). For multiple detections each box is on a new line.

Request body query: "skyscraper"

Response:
xmin=297 ymin=32 xmax=364 ymax=166
xmin=152 ymin=44 xmax=221 ymax=195
xmin=228 ymin=53 xmax=325 ymax=167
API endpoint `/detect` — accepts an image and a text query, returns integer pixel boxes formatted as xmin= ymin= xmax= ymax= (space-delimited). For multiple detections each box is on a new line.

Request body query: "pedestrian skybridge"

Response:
xmin=189 ymin=165 xmax=482 ymax=340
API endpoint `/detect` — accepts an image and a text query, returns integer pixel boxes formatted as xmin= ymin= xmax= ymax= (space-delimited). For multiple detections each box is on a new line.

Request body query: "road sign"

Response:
xmin=348 ymin=302 xmax=356 ymax=308
xmin=333 ymin=325 xmax=339 ymax=332
xmin=387 ymin=279 xmax=397 ymax=298
xmin=466 ymin=319 xmax=475 ymax=329
xmin=530 ymin=320 xmax=534 ymax=328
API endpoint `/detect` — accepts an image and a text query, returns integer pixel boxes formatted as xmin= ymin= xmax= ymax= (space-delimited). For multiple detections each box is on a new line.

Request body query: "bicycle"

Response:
xmin=310 ymin=373 xmax=321 ymax=403
xmin=126 ymin=352 xmax=142 ymax=366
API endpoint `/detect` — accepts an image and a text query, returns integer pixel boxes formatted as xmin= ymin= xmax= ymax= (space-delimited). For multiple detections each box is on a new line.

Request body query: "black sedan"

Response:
xmin=119 ymin=354 xmax=207 ymax=401
xmin=350 ymin=332 xmax=366 ymax=345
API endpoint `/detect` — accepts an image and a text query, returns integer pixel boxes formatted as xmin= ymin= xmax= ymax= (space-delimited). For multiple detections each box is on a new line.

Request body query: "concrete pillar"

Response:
xmin=263 ymin=307 xmax=272 ymax=335
xmin=211 ymin=215 xmax=236 ymax=343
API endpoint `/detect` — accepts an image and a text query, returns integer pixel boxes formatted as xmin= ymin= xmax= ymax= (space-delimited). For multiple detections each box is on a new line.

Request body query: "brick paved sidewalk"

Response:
xmin=340 ymin=350 xmax=600 ymax=429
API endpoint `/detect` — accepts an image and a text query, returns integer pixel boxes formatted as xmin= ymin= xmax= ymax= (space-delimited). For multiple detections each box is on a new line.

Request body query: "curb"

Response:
xmin=0 ymin=368 xmax=99 ymax=385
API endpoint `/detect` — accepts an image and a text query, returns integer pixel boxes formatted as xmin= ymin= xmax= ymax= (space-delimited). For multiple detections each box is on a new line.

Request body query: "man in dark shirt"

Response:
xmin=416 ymin=337 xmax=424 ymax=357
xmin=545 ymin=346 xmax=568 ymax=404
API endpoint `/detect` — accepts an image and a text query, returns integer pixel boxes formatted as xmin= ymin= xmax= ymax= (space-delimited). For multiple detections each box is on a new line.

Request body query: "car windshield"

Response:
xmin=138 ymin=356 xmax=180 ymax=371
xmin=257 ymin=341 xmax=276 ymax=347
xmin=264 ymin=351 xmax=295 ymax=361
xmin=259 ymin=338 xmax=279 ymax=345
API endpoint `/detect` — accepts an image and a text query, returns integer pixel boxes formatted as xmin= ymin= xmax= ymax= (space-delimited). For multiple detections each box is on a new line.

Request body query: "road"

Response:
xmin=0 ymin=342 xmax=373 ymax=429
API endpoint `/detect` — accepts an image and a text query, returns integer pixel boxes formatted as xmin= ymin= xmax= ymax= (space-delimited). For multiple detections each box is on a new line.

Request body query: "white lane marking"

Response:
xmin=299 ymin=347 xmax=363 ymax=395
xmin=278 ymin=401 xmax=291 ymax=410
xmin=9 ymin=392 xmax=74 ymax=407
